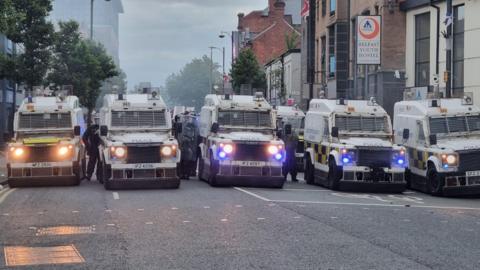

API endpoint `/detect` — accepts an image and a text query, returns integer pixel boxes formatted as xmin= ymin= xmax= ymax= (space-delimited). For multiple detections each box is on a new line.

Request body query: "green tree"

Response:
xmin=165 ymin=55 xmax=221 ymax=111
xmin=230 ymin=49 xmax=266 ymax=94
xmin=9 ymin=0 xmax=55 ymax=92
xmin=0 ymin=0 xmax=23 ymax=35
xmin=48 ymin=21 xmax=118 ymax=123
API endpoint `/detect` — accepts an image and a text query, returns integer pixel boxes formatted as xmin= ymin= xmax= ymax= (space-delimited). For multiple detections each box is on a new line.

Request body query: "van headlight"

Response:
xmin=218 ymin=143 xmax=234 ymax=160
xmin=58 ymin=145 xmax=74 ymax=157
xmin=111 ymin=146 xmax=127 ymax=159
xmin=441 ymin=154 xmax=458 ymax=168
xmin=340 ymin=148 xmax=356 ymax=165
xmin=161 ymin=145 xmax=177 ymax=157
xmin=9 ymin=146 xmax=26 ymax=159
xmin=267 ymin=144 xmax=284 ymax=161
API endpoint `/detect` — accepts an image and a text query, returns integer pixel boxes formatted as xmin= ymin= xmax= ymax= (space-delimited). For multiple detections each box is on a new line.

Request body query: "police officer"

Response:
xmin=178 ymin=113 xmax=199 ymax=179
xmin=282 ymin=123 xmax=298 ymax=182
xmin=82 ymin=124 xmax=101 ymax=182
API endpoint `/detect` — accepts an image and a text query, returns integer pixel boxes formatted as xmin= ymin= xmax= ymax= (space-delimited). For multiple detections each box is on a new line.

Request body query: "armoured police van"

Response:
xmin=98 ymin=93 xmax=180 ymax=190
xmin=7 ymin=94 xmax=86 ymax=187
xmin=198 ymin=93 xmax=286 ymax=188
xmin=304 ymin=99 xmax=407 ymax=192
xmin=394 ymin=97 xmax=480 ymax=196
xmin=276 ymin=106 xmax=305 ymax=171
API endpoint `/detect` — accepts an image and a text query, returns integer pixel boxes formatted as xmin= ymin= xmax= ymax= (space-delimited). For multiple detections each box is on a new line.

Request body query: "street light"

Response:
xmin=209 ymin=46 xmax=224 ymax=94
xmin=90 ymin=0 xmax=111 ymax=40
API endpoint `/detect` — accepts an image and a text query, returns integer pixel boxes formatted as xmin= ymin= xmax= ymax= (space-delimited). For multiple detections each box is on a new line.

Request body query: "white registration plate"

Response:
xmin=32 ymin=162 xmax=52 ymax=168
xmin=134 ymin=164 xmax=154 ymax=169
xmin=466 ymin=171 xmax=480 ymax=177
xmin=240 ymin=161 xmax=264 ymax=167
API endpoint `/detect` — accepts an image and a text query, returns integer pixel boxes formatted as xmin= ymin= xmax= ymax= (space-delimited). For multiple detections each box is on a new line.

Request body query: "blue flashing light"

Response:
xmin=342 ymin=157 xmax=350 ymax=164
xmin=275 ymin=153 xmax=283 ymax=160
xmin=397 ymin=159 xmax=405 ymax=165
xmin=218 ymin=151 xmax=227 ymax=159
xmin=443 ymin=164 xmax=449 ymax=169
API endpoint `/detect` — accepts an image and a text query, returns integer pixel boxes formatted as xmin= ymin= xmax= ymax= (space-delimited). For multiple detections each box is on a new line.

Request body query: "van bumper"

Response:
xmin=215 ymin=175 xmax=285 ymax=188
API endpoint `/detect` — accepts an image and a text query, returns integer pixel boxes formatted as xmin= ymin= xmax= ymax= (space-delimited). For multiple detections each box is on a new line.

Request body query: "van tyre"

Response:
xmin=328 ymin=158 xmax=341 ymax=190
xmin=208 ymin=154 xmax=219 ymax=187
xmin=102 ymin=162 xmax=112 ymax=190
xmin=427 ymin=166 xmax=444 ymax=196
xmin=305 ymin=155 xmax=315 ymax=185
xmin=198 ymin=157 xmax=206 ymax=181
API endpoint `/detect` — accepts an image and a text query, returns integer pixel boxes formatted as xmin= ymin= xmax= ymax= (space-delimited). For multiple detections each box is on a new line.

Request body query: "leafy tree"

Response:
xmin=48 ymin=21 xmax=118 ymax=123
xmin=9 ymin=0 xmax=55 ymax=92
xmin=230 ymin=49 xmax=266 ymax=94
xmin=0 ymin=0 xmax=23 ymax=35
xmin=285 ymin=31 xmax=300 ymax=50
xmin=165 ymin=55 xmax=221 ymax=111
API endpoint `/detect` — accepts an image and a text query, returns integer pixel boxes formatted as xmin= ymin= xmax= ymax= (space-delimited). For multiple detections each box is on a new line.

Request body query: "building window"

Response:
xmin=415 ymin=12 xmax=430 ymax=87
xmin=453 ymin=5 xmax=465 ymax=95
xmin=328 ymin=26 xmax=335 ymax=78
xmin=322 ymin=0 xmax=326 ymax=17
xmin=330 ymin=0 xmax=336 ymax=16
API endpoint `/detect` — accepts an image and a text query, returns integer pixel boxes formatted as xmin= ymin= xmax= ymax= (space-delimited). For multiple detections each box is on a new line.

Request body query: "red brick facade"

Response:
xmin=237 ymin=0 xmax=300 ymax=66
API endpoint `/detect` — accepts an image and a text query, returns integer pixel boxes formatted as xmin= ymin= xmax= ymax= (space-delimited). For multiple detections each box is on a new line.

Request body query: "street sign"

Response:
xmin=357 ymin=16 xmax=381 ymax=65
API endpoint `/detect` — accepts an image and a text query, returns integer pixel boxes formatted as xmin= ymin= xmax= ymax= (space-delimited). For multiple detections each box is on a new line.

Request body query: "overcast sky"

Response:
xmin=119 ymin=0 xmax=268 ymax=90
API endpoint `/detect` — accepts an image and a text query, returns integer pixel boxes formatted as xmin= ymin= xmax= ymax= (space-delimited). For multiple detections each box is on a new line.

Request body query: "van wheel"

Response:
xmin=198 ymin=158 xmax=205 ymax=181
xmin=328 ymin=158 xmax=341 ymax=190
xmin=96 ymin=160 xmax=104 ymax=184
xmin=208 ymin=155 xmax=219 ymax=187
xmin=305 ymin=156 xmax=315 ymax=185
xmin=427 ymin=167 xmax=444 ymax=196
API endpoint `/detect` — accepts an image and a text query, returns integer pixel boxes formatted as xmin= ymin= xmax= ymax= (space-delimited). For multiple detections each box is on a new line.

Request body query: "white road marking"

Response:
xmin=293 ymin=216 xmax=301 ymax=219
xmin=28 ymin=227 xmax=36 ymax=230
xmin=0 ymin=188 xmax=15 ymax=205
xmin=331 ymin=217 xmax=338 ymax=219
xmin=183 ymin=220 xmax=191 ymax=223
xmin=105 ymin=209 xmax=112 ymax=213
xmin=112 ymin=192 xmax=119 ymax=200
xmin=203 ymin=206 xmax=210 ymax=209
xmin=268 ymin=203 xmax=276 ymax=207
xmin=171 ymin=207 xmax=178 ymax=210
xmin=235 ymin=205 xmax=243 ymax=208
xmin=72 ymin=211 xmax=79 ymax=214
xmin=2 ymin=213 xmax=9 ymax=216
xmin=234 ymin=187 xmax=270 ymax=201
xmin=37 ymin=212 xmax=44 ymax=215
xmin=257 ymin=218 xmax=266 ymax=221
xmin=221 ymin=219 xmax=228 ymax=222
xmin=145 ymin=222 xmax=153 ymax=225
xmin=282 ymin=188 xmax=329 ymax=192
xmin=403 ymin=191 xmax=416 ymax=194
xmin=138 ymin=209 xmax=144 ymax=212
xmin=106 ymin=224 xmax=115 ymax=227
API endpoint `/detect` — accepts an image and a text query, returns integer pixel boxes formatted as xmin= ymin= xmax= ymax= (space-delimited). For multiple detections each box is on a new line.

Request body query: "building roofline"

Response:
xmin=400 ymin=0 xmax=444 ymax=11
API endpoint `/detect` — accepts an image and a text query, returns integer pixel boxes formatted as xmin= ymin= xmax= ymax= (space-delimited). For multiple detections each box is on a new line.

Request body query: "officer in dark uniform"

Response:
xmin=178 ymin=113 xmax=199 ymax=179
xmin=82 ymin=124 xmax=101 ymax=181
xmin=282 ymin=123 xmax=298 ymax=182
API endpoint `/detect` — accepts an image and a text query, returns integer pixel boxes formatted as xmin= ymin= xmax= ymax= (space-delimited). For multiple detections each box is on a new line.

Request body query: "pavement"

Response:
xmin=0 ymin=176 xmax=479 ymax=269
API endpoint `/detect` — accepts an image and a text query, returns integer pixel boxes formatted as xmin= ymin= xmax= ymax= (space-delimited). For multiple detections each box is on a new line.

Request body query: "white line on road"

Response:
xmin=234 ymin=187 xmax=271 ymax=201
xmin=112 ymin=192 xmax=119 ymax=200
xmin=257 ymin=217 xmax=266 ymax=220
xmin=0 ymin=188 xmax=15 ymax=205
xmin=282 ymin=188 xmax=330 ymax=192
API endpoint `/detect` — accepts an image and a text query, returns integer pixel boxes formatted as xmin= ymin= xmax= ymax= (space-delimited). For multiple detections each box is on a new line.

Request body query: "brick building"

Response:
xmin=312 ymin=0 xmax=407 ymax=116
xmin=233 ymin=0 xmax=301 ymax=66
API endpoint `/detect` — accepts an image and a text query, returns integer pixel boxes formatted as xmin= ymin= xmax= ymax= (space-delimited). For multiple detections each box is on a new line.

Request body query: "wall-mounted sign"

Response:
xmin=357 ymin=16 xmax=381 ymax=65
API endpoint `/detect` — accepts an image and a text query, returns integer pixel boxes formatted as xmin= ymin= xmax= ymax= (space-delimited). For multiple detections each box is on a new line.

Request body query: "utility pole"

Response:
xmin=209 ymin=47 xmax=214 ymax=94
xmin=222 ymin=47 xmax=225 ymax=94
xmin=90 ymin=0 xmax=94 ymax=40
xmin=307 ymin=0 xmax=316 ymax=109
xmin=445 ymin=0 xmax=453 ymax=98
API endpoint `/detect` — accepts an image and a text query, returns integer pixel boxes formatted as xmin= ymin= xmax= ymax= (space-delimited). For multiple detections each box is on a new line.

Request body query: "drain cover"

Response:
xmin=4 ymin=245 xmax=85 ymax=266
xmin=36 ymin=226 xmax=95 ymax=236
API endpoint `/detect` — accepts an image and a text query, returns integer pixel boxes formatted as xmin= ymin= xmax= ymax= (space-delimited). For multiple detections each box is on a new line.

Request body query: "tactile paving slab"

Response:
xmin=4 ymin=245 xmax=85 ymax=266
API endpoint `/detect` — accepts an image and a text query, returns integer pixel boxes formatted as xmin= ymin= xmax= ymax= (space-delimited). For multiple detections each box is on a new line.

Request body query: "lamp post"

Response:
xmin=90 ymin=0 xmax=111 ymax=40
xmin=209 ymin=46 xmax=224 ymax=94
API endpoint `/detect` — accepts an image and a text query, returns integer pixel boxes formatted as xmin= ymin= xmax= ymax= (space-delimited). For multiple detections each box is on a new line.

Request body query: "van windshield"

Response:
xmin=111 ymin=111 xmax=167 ymax=128
xmin=335 ymin=115 xmax=389 ymax=133
xmin=429 ymin=115 xmax=480 ymax=135
xmin=18 ymin=113 xmax=72 ymax=129
xmin=218 ymin=110 xmax=273 ymax=128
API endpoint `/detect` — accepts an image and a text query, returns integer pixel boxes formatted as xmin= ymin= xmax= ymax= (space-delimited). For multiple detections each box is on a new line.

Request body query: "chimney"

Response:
xmin=237 ymin=13 xmax=245 ymax=30
xmin=271 ymin=0 xmax=286 ymax=18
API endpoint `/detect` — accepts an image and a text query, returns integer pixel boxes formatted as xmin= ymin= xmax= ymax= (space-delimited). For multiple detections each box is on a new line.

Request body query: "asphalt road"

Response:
xmin=0 ymin=176 xmax=479 ymax=270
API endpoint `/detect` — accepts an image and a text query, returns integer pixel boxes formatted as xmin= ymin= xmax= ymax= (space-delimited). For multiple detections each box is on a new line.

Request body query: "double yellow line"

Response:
xmin=0 ymin=185 xmax=15 ymax=205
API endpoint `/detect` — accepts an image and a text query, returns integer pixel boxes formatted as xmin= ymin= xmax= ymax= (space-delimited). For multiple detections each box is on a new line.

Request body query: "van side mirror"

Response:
xmin=429 ymin=134 xmax=437 ymax=145
xmin=284 ymin=124 xmax=292 ymax=136
xmin=211 ymin=122 xmax=219 ymax=133
xmin=331 ymin=127 xmax=339 ymax=138
xmin=100 ymin=125 xmax=108 ymax=136
xmin=74 ymin=126 xmax=81 ymax=136
xmin=403 ymin=129 xmax=410 ymax=140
